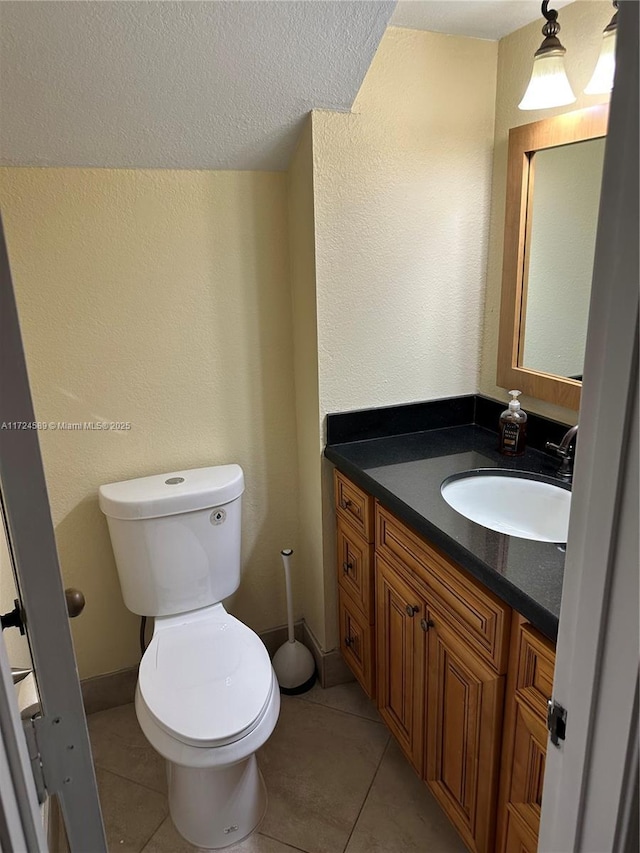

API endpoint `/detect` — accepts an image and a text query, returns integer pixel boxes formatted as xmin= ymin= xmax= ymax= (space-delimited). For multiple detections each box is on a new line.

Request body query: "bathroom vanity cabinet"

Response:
xmin=333 ymin=470 xmax=557 ymax=853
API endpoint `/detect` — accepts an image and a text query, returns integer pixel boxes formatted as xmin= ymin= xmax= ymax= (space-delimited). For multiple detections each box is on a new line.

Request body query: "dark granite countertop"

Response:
xmin=325 ymin=419 xmax=568 ymax=641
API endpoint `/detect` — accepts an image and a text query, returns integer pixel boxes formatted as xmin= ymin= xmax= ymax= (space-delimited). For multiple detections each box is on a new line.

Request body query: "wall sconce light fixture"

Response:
xmin=585 ymin=0 xmax=618 ymax=94
xmin=519 ymin=1 xmax=576 ymax=111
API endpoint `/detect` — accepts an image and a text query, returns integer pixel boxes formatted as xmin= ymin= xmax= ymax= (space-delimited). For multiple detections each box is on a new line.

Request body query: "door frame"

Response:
xmin=0 ymin=216 xmax=107 ymax=851
xmin=538 ymin=2 xmax=639 ymax=850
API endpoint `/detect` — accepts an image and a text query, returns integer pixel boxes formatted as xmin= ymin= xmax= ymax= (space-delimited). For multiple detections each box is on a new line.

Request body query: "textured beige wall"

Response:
xmin=309 ymin=27 xmax=498 ymax=650
xmin=313 ymin=27 xmax=498 ymax=415
xmin=479 ymin=0 xmax=612 ymax=423
xmin=0 ymin=168 xmax=299 ymax=678
xmin=287 ymin=117 xmax=328 ymax=649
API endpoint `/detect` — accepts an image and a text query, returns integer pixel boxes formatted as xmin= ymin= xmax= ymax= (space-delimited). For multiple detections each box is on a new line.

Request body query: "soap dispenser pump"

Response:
xmin=499 ymin=390 xmax=527 ymax=456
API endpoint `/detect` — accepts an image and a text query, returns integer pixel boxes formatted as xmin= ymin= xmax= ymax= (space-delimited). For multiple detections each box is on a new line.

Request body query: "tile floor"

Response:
xmin=87 ymin=681 xmax=466 ymax=853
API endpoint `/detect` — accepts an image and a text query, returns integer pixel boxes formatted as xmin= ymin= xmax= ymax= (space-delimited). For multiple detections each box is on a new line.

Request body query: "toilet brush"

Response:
xmin=272 ymin=549 xmax=316 ymax=694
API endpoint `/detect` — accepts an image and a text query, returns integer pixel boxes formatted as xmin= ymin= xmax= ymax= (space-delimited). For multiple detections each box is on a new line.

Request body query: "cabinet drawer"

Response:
xmin=376 ymin=503 xmax=510 ymax=673
xmin=514 ymin=624 xmax=555 ymax=717
xmin=338 ymin=589 xmax=375 ymax=698
xmin=337 ymin=518 xmax=374 ymax=622
xmin=335 ymin=470 xmax=374 ymax=542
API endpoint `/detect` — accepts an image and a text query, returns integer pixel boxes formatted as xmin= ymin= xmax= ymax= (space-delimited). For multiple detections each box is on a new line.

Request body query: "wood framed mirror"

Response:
xmin=497 ymin=104 xmax=609 ymax=410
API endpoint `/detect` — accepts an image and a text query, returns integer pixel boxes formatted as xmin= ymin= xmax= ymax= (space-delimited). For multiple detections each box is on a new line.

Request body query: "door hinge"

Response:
xmin=22 ymin=713 xmax=78 ymax=803
xmin=547 ymin=698 xmax=567 ymax=747
xmin=22 ymin=717 xmax=47 ymax=803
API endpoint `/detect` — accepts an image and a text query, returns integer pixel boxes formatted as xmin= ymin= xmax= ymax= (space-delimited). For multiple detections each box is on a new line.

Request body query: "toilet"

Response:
xmin=98 ymin=464 xmax=280 ymax=849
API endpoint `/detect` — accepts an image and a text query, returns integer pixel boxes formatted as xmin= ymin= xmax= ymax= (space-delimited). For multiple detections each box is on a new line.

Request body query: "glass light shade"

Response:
xmin=584 ymin=28 xmax=617 ymax=94
xmin=519 ymin=52 xmax=577 ymax=110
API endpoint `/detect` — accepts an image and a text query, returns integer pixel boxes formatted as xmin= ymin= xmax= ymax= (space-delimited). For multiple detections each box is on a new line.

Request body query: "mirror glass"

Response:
xmin=519 ymin=137 xmax=606 ymax=380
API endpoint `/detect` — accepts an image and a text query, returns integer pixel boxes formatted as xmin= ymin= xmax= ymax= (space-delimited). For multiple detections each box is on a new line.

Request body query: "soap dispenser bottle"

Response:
xmin=499 ymin=390 xmax=527 ymax=456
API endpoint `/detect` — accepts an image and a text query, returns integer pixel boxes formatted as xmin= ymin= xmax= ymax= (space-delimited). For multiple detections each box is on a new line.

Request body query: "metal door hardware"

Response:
xmin=547 ymin=698 xmax=567 ymax=747
xmin=64 ymin=588 xmax=85 ymax=618
xmin=11 ymin=666 xmax=32 ymax=685
xmin=1 ymin=599 xmax=25 ymax=634
xmin=1 ymin=588 xmax=85 ymax=634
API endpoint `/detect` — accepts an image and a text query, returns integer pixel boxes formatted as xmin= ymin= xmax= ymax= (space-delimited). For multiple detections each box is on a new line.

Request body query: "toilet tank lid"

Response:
xmin=98 ymin=464 xmax=244 ymax=520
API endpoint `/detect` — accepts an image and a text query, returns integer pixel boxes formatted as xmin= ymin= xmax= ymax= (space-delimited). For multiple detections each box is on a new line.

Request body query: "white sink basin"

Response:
xmin=441 ymin=472 xmax=571 ymax=543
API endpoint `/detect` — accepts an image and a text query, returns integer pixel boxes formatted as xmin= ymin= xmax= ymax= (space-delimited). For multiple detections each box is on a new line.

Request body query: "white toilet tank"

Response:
xmin=98 ymin=465 xmax=244 ymax=617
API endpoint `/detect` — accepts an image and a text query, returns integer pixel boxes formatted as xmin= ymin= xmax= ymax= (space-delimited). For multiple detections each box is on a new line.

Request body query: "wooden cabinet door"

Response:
xmin=425 ymin=607 xmax=505 ymax=853
xmin=338 ymin=589 xmax=375 ymax=698
xmin=503 ymin=808 xmax=538 ymax=853
xmin=375 ymin=555 xmax=425 ymax=773
xmin=507 ymin=701 xmax=547 ymax=836
xmin=497 ymin=616 xmax=556 ymax=852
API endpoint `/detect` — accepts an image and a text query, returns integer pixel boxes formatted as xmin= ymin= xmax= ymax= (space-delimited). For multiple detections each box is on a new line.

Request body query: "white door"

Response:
xmin=539 ymin=2 xmax=639 ymax=851
xmin=0 ymin=215 xmax=107 ymax=851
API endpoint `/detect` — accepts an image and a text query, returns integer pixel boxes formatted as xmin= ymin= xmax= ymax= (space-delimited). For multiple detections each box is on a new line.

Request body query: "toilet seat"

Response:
xmin=139 ymin=605 xmax=274 ymax=749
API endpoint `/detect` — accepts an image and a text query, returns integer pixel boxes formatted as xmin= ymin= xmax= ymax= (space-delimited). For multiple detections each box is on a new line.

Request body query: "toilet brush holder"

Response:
xmin=272 ymin=549 xmax=316 ymax=695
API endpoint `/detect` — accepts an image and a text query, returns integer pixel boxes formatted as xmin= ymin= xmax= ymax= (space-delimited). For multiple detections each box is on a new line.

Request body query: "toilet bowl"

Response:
xmin=99 ymin=465 xmax=280 ymax=849
xmin=135 ymin=604 xmax=280 ymax=848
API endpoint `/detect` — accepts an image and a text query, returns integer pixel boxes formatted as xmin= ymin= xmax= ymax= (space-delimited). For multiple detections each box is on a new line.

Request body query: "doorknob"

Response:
xmin=2 ymin=590 xmax=85 ymax=628
xmin=65 ymin=588 xmax=85 ymax=618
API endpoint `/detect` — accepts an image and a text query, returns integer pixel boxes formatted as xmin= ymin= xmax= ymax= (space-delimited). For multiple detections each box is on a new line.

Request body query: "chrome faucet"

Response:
xmin=546 ymin=424 xmax=578 ymax=482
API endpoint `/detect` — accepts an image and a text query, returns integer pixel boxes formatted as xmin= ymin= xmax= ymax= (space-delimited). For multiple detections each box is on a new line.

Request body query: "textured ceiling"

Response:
xmin=0 ymin=1 xmax=395 ymax=171
xmin=391 ymin=0 xmax=574 ymax=41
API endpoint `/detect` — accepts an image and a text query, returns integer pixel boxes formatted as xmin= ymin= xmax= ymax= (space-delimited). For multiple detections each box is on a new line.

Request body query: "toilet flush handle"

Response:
xmin=65 ymin=588 xmax=86 ymax=618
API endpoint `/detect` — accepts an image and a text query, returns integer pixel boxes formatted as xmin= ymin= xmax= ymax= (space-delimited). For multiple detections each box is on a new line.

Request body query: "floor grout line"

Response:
xmin=289 ymin=694 xmax=384 ymax=726
xmin=340 ymin=733 xmax=392 ymax=853
xmin=136 ymin=813 xmax=170 ymax=853
xmin=94 ymin=763 xmax=168 ymax=798
xmin=258 ymin=829 xmax=314 ymax=853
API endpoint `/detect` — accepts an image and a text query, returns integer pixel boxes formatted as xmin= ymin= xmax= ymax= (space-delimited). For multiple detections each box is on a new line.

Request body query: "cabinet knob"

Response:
xmin=345 ymin=636 xmax=353 ymax=647
xmin=342 ymin=561 xmax=353 ymax=575
xmin=405 ymin=604 xmax=419 ymax=617
xmin=420 ymin=618 xmax=435 ymax=632
xmin=340 ymin=499 xmax=352 ymax=509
